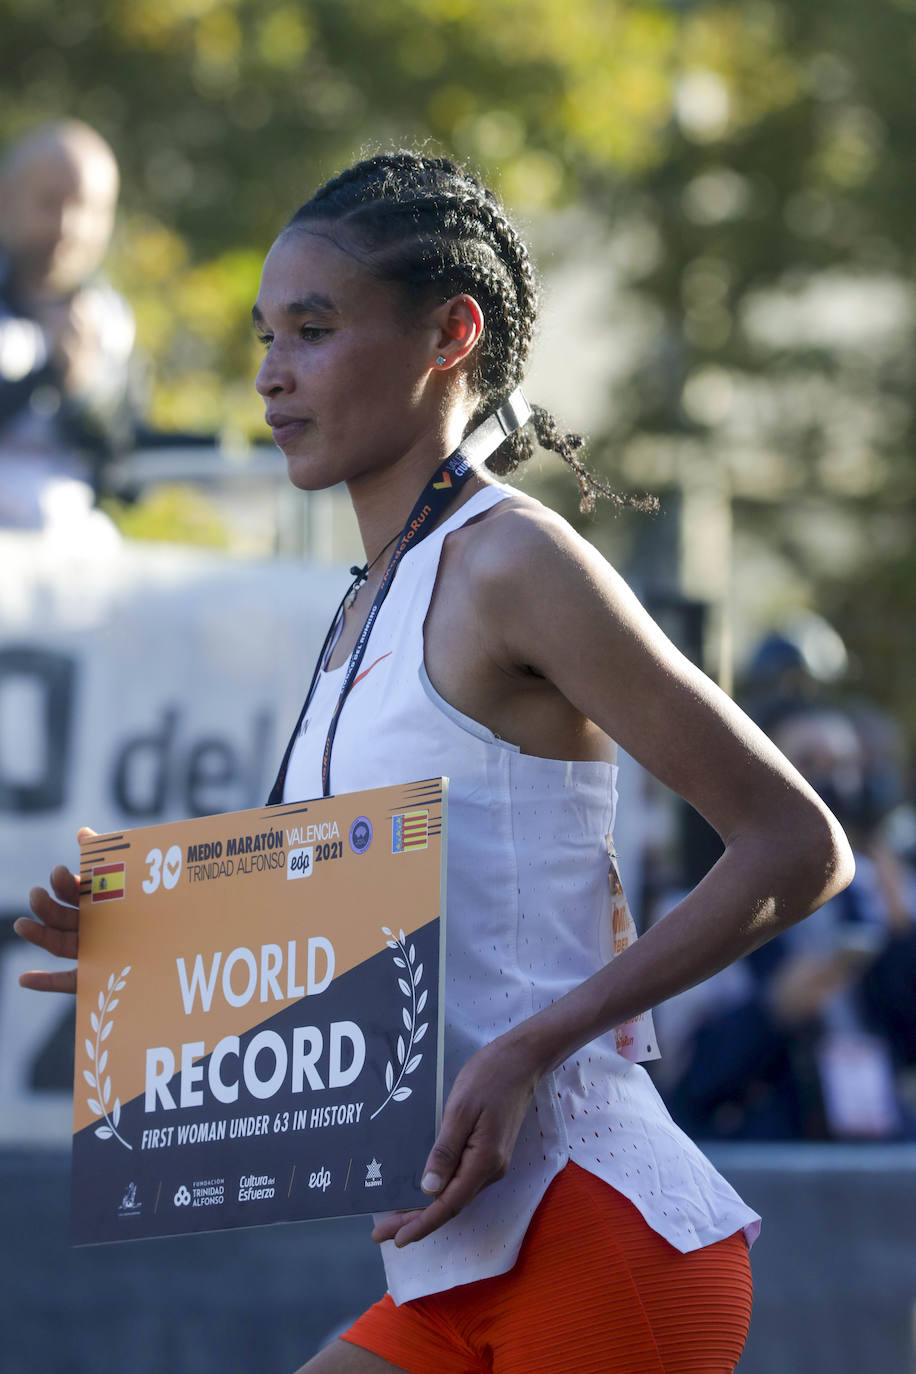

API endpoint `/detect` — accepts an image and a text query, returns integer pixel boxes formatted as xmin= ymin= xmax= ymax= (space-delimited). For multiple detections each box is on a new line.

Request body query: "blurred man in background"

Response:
xmin=0 ymin=119 xmax=136 ymax=531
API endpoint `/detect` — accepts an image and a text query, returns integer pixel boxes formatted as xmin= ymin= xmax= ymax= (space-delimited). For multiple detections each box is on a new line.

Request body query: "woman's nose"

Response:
xmin=255 ymin=350 xmax=289 ymax=397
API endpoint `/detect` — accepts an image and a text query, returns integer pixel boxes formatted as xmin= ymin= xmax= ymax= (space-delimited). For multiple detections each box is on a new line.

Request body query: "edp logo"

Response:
xmin=287 ymin=847 xmax=313 ymax=880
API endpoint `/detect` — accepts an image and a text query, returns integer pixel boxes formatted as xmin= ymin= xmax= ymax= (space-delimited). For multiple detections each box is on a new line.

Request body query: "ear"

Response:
xmin=429 ymin=293 xmax=484 ymax=372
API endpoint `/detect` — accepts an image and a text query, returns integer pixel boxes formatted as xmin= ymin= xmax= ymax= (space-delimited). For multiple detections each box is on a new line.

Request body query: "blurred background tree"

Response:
xmin=1 ymin=0 xmax=913 ymax=733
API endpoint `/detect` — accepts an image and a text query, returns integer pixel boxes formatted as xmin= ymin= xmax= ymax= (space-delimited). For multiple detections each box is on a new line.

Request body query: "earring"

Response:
xmin=435 ymin=355 xmax=446 ymax=367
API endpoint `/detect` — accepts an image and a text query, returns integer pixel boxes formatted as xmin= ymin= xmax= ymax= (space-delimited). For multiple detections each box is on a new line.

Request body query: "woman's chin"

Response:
xmin=283 ymin=450 xmax=337 ymax=492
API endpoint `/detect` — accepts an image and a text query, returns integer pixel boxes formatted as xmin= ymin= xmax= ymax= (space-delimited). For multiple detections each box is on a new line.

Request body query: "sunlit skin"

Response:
xmin=253 ymin=228 xmax=487 ymax=562
xmin=18 ymin=222 xmax=855 ymax=1374
xmin=252 ymin=227 xmax=612 ymax=761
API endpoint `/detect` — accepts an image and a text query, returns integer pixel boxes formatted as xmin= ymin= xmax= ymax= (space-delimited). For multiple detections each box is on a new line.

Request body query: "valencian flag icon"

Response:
xmin=90 ymin=863 xmax=126 ymax=902
xmin=392 ymin=809 xmax=429 ymax=853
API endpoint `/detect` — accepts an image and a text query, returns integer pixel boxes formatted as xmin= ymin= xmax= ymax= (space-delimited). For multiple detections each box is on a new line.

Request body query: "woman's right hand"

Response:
xmin=13 ymin=827 xmax=95 ymax=995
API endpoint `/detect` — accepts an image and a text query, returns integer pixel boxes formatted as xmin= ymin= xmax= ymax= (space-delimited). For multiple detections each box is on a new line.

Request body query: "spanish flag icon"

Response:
xmin=91 ymin=862 xmax=126 ymax=902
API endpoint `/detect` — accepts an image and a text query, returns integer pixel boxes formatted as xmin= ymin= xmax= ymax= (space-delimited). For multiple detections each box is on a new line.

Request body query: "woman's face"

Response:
xmin=253 ymin=227 xmax=440 ymax=490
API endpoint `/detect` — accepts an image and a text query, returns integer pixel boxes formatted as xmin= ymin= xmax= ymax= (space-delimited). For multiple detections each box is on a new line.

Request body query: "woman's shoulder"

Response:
xmin=456 ymin=482 xmax=599 ymax=588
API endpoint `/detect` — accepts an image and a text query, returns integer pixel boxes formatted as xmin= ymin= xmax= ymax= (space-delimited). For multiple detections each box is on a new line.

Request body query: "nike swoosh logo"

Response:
xmin=353 ymin=652 xmax=392 ymax=688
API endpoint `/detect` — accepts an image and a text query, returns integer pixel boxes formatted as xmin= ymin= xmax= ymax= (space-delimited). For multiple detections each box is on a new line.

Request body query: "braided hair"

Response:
xmin=286 ymin=151 xmax=648 ymax=513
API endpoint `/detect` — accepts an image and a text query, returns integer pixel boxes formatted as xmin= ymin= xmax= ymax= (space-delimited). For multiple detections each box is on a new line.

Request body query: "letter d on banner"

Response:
xmin=307 ymin=937 xmax=334 ymax=995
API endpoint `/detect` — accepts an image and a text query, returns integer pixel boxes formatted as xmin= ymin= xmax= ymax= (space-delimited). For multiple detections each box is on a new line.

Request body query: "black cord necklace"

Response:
xmin=345 ymin=531 xmax=401 ymax=609
xmin=267 ymin=386 xmax=532 ymax=804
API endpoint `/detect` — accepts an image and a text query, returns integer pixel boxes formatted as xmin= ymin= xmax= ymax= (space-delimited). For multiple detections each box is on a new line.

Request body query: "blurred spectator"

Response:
xmin=0 ymin=119 xmax=136 ymax=531
xmin=739 ymin=612 xmax=848 ymax=723
xmin=655 ymin=700 xmax=916 ymax=1141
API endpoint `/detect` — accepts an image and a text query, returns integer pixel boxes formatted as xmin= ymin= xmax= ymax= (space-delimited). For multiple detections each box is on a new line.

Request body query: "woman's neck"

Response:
xmin=346 ymin=409 xmax=485 ymax=565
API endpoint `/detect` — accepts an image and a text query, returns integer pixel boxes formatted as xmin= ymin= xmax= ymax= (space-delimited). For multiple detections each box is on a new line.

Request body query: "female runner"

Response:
xmin=19 ymin=152 xmax=854 ymax=1373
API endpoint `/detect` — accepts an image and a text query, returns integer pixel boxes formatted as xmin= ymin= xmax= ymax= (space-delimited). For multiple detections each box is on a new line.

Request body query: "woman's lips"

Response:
xmin=268 ymin=416 xmax=310 ymax=446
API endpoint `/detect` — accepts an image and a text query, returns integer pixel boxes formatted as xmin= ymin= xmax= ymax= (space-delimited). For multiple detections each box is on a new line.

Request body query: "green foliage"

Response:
xmin=101 ymin=484 xmax=232 ymax=546
xmin=2 ymin=0 xmax=914 ymax=736
xmin=0 ymin=0 xmax=681 ymax=439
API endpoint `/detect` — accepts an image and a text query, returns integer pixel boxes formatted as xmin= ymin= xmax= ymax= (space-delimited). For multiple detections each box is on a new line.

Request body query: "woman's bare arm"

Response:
xmin=374 ymin=506 xmax=854 ymax=1246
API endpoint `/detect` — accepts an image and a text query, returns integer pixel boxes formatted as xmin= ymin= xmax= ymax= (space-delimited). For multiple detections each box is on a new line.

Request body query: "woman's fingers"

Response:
xmin=16 ymin=888 xmax=79 ymax=991
xmin=17 ymin=966 xmax=77 ymax=995
xmin=369 ymin=1110 xmax=485 ymax=1247
xmin=372 ymin=1097 xmax=517 ymax=1247
xmin=372 ymin=1040 xmax=538 ymax=1247
xmin=370 ymin=1209 xmax=421 ymax=1244
xmin=49 ymin=862 xmax=82 ymax=908
xmin=15 ymin=903 xmax=78 ymax=960
xmin=419 ymin=1129 xmax=465 ymax=1199
xmin=13 ymin=831 xmax=90 ymax=995
xmin=29 ymin=879 xmax=80 ymax=930
xmin=15 ymin=897 xmax=79 ymax=989
xmin=369 ymin=1113 xmax=477 ymax=1246
xmin=376 ymin=1136 xmax=498 ymax=1247
xmin=17 ymin=880 xmax=80 ymax=964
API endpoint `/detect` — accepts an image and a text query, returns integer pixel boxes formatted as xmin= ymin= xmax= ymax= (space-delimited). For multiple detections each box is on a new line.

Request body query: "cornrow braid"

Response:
xmin=529 ymin=408 xmax=657 ymax=514
xmin=288 ymin=151 xmax=650 ymax=512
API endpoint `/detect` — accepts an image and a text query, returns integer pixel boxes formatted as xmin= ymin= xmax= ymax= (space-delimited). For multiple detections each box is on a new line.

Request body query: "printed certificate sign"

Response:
xmin=71 ymin=779 xmax=447 ymax=1245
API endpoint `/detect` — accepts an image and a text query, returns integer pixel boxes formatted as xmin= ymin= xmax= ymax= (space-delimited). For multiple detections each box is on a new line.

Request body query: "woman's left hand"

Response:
xmin=370 ymin=1033 xmax=540 ymax=1248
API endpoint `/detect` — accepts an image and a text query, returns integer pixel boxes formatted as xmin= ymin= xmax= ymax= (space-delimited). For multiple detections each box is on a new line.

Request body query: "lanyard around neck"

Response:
xmin=267 ymin=388 xmax=531 ymax=803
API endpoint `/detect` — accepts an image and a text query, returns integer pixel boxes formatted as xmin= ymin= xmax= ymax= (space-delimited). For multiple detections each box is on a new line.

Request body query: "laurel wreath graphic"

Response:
xmin=370 ymin=928 xmax=428 ymax=1120
xmin=83 ymin=965 xmax=132 ymax=1150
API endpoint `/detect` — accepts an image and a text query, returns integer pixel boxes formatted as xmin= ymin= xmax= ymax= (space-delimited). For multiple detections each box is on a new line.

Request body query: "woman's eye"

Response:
xmin=254 ymin=326 xmax=327 ymax=349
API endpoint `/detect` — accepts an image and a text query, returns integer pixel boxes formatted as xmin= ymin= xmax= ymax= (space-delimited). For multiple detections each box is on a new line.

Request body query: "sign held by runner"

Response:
xmin=71 ymin=779 xmax=447 ymax=1245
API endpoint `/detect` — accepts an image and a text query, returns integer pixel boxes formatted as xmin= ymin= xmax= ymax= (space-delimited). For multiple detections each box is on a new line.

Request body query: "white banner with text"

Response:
xmin=0 ymin=531 xmax=345 ymax=1144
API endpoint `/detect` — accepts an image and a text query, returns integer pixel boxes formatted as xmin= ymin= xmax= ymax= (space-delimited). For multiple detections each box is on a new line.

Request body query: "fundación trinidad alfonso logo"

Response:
xmin=83 ymin=965 xmax=133 ymax=1149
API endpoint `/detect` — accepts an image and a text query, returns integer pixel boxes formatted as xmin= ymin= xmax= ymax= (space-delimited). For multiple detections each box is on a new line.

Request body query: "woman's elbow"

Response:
xmin=822 ymin=808 xmax=856 ymax=897
xmin=790 ymin=797 xmax=856 ymax=914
